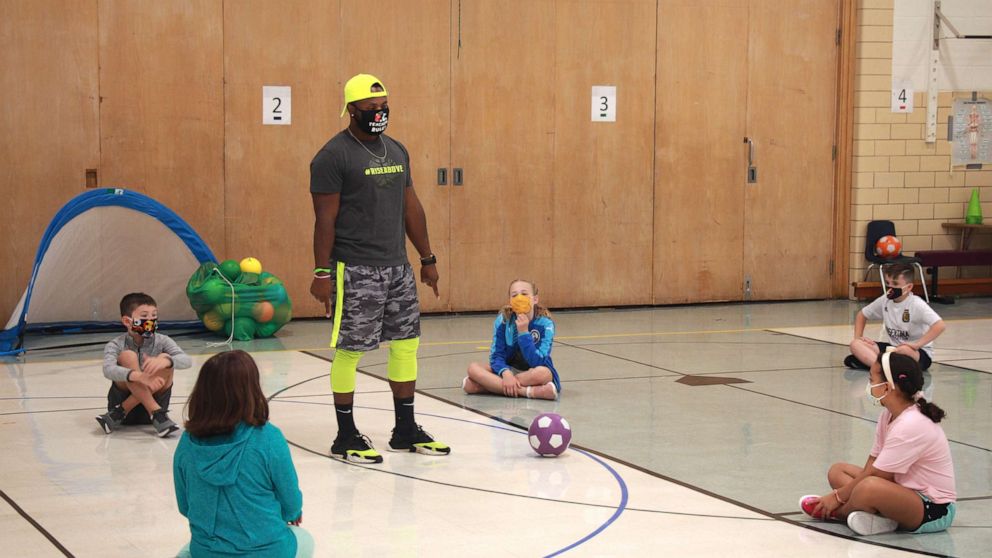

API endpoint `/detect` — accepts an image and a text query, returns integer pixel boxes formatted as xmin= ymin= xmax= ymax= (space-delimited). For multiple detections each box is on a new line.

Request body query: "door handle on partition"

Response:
xmin=437 ymin=168 xmax=447 ymax=186
xmin=744 ymin=137 xmax=757 ymax=184
xmin=452 ymin=168 xmax=463 ymax=186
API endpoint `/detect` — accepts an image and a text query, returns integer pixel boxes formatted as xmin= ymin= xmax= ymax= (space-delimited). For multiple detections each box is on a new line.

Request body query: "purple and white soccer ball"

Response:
xmin=528 ymin=412 xmax=572 ymax=457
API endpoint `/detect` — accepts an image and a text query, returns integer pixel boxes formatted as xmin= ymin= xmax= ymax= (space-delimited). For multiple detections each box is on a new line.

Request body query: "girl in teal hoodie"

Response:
xmin=174 ymin=350 xmax=313 ymax=557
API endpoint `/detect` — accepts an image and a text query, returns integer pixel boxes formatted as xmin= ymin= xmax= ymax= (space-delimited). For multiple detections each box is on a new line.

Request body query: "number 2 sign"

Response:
xmin=263 ymin=86 xmax=291 ymax=125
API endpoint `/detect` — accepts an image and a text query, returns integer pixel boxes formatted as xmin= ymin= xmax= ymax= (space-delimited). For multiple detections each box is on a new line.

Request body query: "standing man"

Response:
xmin=310 ymin=73 xmax=449 ymax=463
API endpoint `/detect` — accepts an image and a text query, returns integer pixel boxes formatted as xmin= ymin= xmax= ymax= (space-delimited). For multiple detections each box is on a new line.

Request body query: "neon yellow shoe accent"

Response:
xmin=410 ymin=441 xmax=450 ymax=456
xmin=388 ymin=425 xmax=451 ymax=455
xmin=330 ymin=432 xmax=383 ymax=464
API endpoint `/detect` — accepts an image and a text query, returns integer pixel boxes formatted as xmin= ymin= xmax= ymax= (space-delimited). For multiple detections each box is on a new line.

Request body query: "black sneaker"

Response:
xmin=95 ymin=406 xmax=126 ymax=434
xmin=844 ymin=355 xmax=870 ymax=370
xmin=151 ymin=409 xmax=179 ymax=438
xmin=330 ymin=432 xmax=383 ymax=464
xmin=388 ymin=425 xmax=451 ymax=456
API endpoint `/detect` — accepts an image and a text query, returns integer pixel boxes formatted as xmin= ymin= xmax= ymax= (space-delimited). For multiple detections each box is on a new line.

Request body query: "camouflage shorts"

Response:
xmin=331 ymin=262 xmax=420 ymax=351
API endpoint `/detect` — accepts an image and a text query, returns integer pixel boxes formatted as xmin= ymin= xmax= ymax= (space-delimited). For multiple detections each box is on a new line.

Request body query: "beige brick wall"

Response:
xmin=850 ymin=1 xmax=992 ymax=295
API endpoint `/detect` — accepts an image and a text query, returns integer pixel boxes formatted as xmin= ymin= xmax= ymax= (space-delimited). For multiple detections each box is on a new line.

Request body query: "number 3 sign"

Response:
xmin=591 ymin=85 xmax=616 ymax=122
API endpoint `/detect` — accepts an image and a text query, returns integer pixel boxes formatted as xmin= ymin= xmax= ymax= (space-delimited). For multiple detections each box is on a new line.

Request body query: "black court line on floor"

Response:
xmin=0 ymin=488 xmax=74 ymax=557
xmin=552 ymin=339 xmax=687 ymax=376
xmin=0 ymin=344 xmax=962 ymax=556
xmin=521 ymin=364 xmax=869 ymax=386
xmin=295 ymin=350 xmax=947 ymax=557
xmin=0 ymin=397 xmax=190 ymax=417
xmin=301 ymin=350 xmax=841 ymax=391
xmin=772 ymin=330 xmax=992 ymax=375
xmin=723 ymin=382 xmax=990 ymax=454
xmin=554 ymin=334 xmax=990 ymax=454
xmin=17 ymin=330 xmax=205 ymax=352
xmin=305 ymin=344 xmax=992 ymax=456
xmin=936 ymin=346 xmax=992 ymax=356
xmin=1 ymin=406 xmax=106 ymax=416
xmin=3 ymin=340 xmax=978 ymax=555
xmin=564 ymin=338 xmax=828 ymax=348
xmin=0 ymin=396 xmax=107 ymax=400
xmin=275 ymin=398 xmax=771 ymax=522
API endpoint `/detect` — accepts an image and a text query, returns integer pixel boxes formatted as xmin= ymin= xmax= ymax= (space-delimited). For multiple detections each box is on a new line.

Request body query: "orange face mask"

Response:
xmin=510 ymin=294 xmax=532 ymax=315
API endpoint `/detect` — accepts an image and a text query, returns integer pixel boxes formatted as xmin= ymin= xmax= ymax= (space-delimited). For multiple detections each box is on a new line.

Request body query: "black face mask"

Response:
xmin=886 ymin=286 xmax=905 ymax=300
xmin=355 ymin=107 xmax=388 ymax=135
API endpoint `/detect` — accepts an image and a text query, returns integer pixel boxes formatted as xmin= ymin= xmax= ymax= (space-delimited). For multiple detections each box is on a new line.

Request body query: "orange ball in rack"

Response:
xmin=252 ymin=301 xmax=275 ymax=323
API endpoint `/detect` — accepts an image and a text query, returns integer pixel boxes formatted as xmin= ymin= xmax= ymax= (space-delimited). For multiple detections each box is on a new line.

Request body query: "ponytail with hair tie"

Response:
xmin=885 ymin=353 xmax=946 ymax=423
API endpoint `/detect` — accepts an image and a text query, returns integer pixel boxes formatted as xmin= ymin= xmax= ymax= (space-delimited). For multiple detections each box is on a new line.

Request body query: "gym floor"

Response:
xmin=2 ymin=298 xmax=990 ymax=557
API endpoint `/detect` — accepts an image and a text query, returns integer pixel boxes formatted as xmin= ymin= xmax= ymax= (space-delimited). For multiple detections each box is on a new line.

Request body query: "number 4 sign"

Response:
xmin=892 ymin=82 xmax=913 ymax=113
xmin=591 ymin=85 xmax=616 ymax=122
xmin=263 ymin=86 xmax=291 ymax=125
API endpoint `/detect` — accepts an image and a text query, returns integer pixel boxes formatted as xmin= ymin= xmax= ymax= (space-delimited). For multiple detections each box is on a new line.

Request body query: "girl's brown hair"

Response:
xmin=500 ymin=278 xmax=552 ymax=323
xmin=184 ymin=350 xmax=269 ymax=438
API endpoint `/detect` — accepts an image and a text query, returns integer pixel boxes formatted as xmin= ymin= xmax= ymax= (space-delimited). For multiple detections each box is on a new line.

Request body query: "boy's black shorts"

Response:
xmin=107 ymin=382 xmax=173 ymax=425
xmin=876 ymin=342 xmax=933 ymax=371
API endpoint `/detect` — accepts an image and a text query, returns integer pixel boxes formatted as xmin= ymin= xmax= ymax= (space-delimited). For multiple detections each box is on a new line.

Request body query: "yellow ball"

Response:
xmin=240 ymin=257 xmax=262 ymax=274
xmin=201 ymin=310 xmax=225 ymax=332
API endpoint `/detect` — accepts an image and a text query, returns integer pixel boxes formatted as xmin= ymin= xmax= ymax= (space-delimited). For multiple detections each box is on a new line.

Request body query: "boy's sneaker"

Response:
xmin=95 ymin=406 xmax=126 ymax=434
xmin=330 ymin=432 xmax=383 ymax=464
xmin=388 ymin=425 xmax=451 ymax=455
xmin=799 ymin=495 xmax=839 ymax=521
xmin=847 ymin=511 xmax=899 ymax=535
xmin=844 ymin=355 xmax=870 ymax=370
xmin=151 ymin=410 xmax=179 ymax=438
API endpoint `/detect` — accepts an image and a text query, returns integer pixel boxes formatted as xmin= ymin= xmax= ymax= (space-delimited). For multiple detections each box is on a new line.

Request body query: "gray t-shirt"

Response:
xmin=310 ymin=131 xmax=413 ymax=266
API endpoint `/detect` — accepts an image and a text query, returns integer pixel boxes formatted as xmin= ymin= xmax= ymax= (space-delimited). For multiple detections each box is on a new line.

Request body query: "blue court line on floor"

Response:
xmin=287 ymin=351 xmax=959 ymax=557
xmin=543 ymin=448 xmax=628 ymax=557
xmin=272 ymin=363 xmax=629 ymax=557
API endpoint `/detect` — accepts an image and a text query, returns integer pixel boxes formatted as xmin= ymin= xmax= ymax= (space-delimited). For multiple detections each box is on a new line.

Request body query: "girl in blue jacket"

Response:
xmin=463 ymin=279 xmax=560 ymax=400
xmin=174 ymin=350 xmax=313 ymax=558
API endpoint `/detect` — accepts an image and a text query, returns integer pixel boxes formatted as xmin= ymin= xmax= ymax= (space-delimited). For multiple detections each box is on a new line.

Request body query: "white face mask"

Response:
xmin=865 ymin=381 xmax=889 ymax=406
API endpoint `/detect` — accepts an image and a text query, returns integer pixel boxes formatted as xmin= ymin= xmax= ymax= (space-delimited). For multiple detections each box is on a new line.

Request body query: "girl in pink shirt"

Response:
xmin=799 ymin=352 xmax=956 ymax=535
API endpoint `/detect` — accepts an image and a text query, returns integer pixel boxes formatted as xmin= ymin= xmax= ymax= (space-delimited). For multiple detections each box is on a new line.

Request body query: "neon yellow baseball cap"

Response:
xmin=341 ymin=73 xmax=388 ymax=117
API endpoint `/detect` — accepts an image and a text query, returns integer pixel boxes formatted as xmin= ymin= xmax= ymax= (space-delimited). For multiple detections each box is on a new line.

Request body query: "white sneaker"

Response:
xmin=847 ymin=511 xmax=898 ymax=535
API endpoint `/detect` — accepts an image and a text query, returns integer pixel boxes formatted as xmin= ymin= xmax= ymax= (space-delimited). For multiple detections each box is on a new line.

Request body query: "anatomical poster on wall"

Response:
xmin=952 ymin=97 xmax=992 ymax=166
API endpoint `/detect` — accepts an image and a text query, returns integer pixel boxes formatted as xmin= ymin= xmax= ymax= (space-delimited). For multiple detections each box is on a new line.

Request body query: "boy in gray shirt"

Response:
xmin=96 ymin=293 xmax=191 ymax=437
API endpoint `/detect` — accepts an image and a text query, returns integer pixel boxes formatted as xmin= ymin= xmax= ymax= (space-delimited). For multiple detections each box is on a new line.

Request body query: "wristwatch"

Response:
xmin=420 ymin=253 xmax=437 ymax=266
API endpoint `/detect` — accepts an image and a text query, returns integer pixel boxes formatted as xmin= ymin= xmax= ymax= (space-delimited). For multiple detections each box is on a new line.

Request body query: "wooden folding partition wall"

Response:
xmin=0 ymin=1 xmax=100 ymax=322
xmin=0 ymin=0 xmax=855 ymax=320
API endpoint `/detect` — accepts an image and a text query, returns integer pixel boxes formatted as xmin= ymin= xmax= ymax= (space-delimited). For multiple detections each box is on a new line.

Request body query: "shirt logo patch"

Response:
xmin=530 ymin=330 xmax=541 ymax=344
xmin=902 ymin=309 xmax=910 ymax=323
